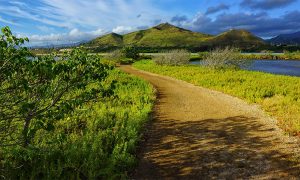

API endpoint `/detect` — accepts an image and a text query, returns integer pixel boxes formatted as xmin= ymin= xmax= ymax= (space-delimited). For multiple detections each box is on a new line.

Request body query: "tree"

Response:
xmin=122 ymin=46 xmax=140 ymax=60
xmin=0 ymin=26 xmax=113 ymax=147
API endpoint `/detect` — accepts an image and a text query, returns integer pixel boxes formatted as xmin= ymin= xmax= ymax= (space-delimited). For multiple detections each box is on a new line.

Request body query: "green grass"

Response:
xmin=241 ymin=52 xmax=300 ymax=60
xmin=1 ymin=69 xmax=155 ymax=179
xmin=134 ymin=60 xmax=300 ymax=135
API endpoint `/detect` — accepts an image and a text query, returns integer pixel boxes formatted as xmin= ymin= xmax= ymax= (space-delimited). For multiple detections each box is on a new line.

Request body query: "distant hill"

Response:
xmin=122 ymin=23 xmax=212 ymax=47
xmin=208 ymin=29 xmax=266 ymax=49
xmin=268 ymin=31 xmax=300 ymax=45
xmin=85 ymin=33 xmax=123 ymax=47
xmin=84 ymin=23 xmax=266 ymax=52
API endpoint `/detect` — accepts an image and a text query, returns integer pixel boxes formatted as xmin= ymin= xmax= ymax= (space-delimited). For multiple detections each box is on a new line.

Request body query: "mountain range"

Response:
xmin=268 ymin=31 xmax=300 ymax=45
xmin=84 ymin=23 xmax=267 ymax=51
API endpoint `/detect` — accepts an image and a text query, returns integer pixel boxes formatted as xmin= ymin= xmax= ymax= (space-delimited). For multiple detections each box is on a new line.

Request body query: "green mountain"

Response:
xmin=207 ymin=29 xmax=266 ymax=49
xmin=123 ymin=23 xmax=212 ymax=47
xmin=85 ymin=23 xmax=266 ymax=51
xmin=86 ymin=33 xmax=123 ymax=47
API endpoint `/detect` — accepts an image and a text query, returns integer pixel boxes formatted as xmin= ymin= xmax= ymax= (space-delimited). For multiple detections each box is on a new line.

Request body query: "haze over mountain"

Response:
xmin=84 ymin=23 xmax=266 ymax=51
xmin=268 ymin=31 xmax=300 ymax=45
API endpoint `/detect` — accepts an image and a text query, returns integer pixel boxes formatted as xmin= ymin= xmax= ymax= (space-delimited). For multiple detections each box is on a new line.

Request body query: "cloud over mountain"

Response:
xmin=178 ymin=10 xmax=300 ymax=38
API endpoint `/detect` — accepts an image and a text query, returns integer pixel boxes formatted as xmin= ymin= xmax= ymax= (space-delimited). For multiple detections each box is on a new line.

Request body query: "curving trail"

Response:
xmin=120 ymin=65 xmax=300 ymax=179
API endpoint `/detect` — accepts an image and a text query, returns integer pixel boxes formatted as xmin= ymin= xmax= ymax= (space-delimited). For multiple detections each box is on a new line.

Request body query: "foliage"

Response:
xmin=134 ymin=60 xmax=300 ymax=135
xmin=153 ymin=49 xmax=190 ymax=66
xmin=197 ymin=52 xmax=209 ymax=60
xmin=203 ymin=47 xmax=251 ymax=69
xmin=241 ymin=51 xmax=300 ymax=60
xmin=1 ymin=70 xmax=155 ymax=179
xmin=1 ymin=26 xmax=111 ymax=147
xmin=122 ymin=46 xmax=140 ymax=60
xmin=0 ymin=26 xmax=155 ymax=179
xmin=103 ymin=47 xmax=140 ymax=64
xmin=283 ymin=50 xmax=300 ymax=60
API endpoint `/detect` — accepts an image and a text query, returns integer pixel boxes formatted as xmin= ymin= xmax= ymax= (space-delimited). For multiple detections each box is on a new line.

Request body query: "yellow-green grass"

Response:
xmin=134 ymin=60 xmax=300 ymax=135
xmin=241 ymin=53 xmax=300 ymax=60
xmin=1 ymin=69 xmax=155 ymax=179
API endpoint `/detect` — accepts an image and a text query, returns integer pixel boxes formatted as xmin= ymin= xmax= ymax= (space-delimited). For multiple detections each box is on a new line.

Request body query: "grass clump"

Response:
xmin=153 ymin=49 xmax=190 ymax=66
xmin=134 ymin=60 xmax=300 ymax=135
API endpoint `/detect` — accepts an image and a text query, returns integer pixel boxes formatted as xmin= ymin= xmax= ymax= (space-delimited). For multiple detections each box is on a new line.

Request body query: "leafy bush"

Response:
xmin=122 ymin=46 xmax=140 ymax=60
xmin=0 ymin=26 xmax=155 ymax=179
xmin=203 ymin=47 xmax=250 ymax=69
xmin=104 ymin=47 xmax=140 ymax=64
xmin=1 ymin=70 xmax=155 ymax=179
xmin=153 ymin=49 xmax=190 ymax=66
xmin=1 ymin=27 xmax=111 ymax=148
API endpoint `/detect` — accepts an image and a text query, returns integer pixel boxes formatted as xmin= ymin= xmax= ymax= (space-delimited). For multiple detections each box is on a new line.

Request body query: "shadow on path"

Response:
xmin=119 ymin=66 xmax=300 ymax=179
xmin=134 ymin=115 xmax=300 ymax=179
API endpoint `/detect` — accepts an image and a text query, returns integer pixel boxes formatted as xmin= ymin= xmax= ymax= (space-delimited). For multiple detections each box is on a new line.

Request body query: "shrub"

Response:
xmin=203 ymin=47 xmax=250 ymax=69
xmin=153 ymin=49 xmax=190 ymax=66
xmin=198 ymin=51 xmax=209 ymax=60
xmin=104 ymin=47 xmax=140 ymax=64
xmin=0 ymin=26 xmax=155 ymax=179
xmin=122 ymin=46 xmax=140 ymax=60
xmin=104 ymin=49 xmax=124 ymax=62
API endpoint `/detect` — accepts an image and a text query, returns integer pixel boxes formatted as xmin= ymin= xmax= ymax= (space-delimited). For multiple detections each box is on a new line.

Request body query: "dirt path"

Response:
xmin=120 ymin=65 xmax=300 ymax=179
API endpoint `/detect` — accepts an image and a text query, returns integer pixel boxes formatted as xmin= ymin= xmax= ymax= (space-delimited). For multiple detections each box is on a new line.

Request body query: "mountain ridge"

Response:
xmin=84 ymin=23 xmax=266 ymax=51
xmin=268 ymin=31 xmax=300 ymax=45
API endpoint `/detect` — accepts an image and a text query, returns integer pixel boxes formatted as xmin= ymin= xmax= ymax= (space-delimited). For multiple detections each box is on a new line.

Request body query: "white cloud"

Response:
xmin=19 ymin=28 xmax=106 ymax=46
xmin=112 ymin=26 xmax=135 ymax=34
xmin=0 ymin=0 xmax=172 ymax=46
xmin=0 ymin=0 xmax=170 ymax=29
xmin=0 ymin=5 xmax=71 ymax=28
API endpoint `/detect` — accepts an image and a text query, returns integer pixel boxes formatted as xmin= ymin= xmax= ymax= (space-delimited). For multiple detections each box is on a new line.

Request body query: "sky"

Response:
xmin=0 ymin=0 xmax=300 ymax=46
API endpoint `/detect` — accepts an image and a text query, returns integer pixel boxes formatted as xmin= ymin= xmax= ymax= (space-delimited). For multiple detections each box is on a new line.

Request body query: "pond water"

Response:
xmin=190 ymin=60 xmax=300 ymax=77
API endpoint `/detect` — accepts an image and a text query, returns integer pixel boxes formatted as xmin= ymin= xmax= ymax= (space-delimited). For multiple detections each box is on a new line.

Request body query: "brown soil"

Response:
xmin=120 ymin=65 xmax=300 ymax=179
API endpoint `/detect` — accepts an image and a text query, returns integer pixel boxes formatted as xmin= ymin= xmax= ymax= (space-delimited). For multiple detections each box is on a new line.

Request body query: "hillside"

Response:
xmin=268 ymin=31 xmax=300 ymax=45
xmin=123 ymin=23 xmax=212 ymax=47
xmin=84 ymin=23 xmax=266 ymax=51
xmin=207 ymin=29 xmax=266 ymax=49
xmin=86 ymin=33 xmax=123 ymax=47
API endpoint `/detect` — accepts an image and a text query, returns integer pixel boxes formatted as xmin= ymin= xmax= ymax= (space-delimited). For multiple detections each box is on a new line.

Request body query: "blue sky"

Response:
xmin=0 ymin=0 xmax=300 ymax=46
